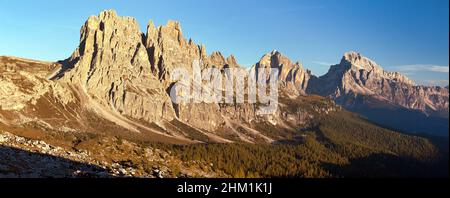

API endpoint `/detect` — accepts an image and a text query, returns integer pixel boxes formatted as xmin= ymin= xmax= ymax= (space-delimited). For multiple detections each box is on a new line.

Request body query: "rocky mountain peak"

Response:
xmin=166 ymin=20 xmax=182 ymax=30
xmin=58 ymin=10 xmax=255 ymax=132
xmin=226 ymin=55 xmax=237 ymax=66
xmin=56 ymin=10 xmax=176 ymax=129
xmin=254 ymin=50 xmax=310 ymax=94
xmin=308 ymin=51 xmax=447 ymax=116
xmin=333 ymin=51 xmax=414 ymax=85
xmin=340 ymin=51 xmax=383 ymax=73
xmin=145 ymin=19 xmax=186 ymax=49
xmin=146 ymin=20 xmax=157 ymax=37
xmin=159 ymin=20 xmax=184 ymax=43
xmin=0 ymin=8 xmax=447 ymax=151
xmin=209 ymin=51 xmax=226 ymax=64
xmin=98 ymin=9 xmax=118 ymax=18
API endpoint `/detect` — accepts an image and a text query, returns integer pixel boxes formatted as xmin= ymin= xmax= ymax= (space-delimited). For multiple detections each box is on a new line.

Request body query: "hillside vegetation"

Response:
xmin=153 ymin=111 xmax=448 ymax=178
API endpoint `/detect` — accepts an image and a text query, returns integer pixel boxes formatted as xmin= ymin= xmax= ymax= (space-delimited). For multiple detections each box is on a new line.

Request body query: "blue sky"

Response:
xmin=0 ymin=0 xmax=448 ymax=86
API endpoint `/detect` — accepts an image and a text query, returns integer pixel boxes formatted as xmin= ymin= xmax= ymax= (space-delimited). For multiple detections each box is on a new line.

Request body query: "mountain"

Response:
xmin=0 ymin=10 xmax=315 ymax=144
xmin=307 ymin=51 xmax=449 ymax=136
xmin=0 ymin=10 xmax=448 ymax=178
xmin=308 ymin=51 xmax=448 ymax=114
xmin=249 ymin=50 xmax=448 ymax=137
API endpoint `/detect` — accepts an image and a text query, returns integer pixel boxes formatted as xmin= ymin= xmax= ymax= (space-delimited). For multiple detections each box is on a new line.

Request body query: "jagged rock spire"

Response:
xmin=253 ymin=50 xmax=310 ymax=94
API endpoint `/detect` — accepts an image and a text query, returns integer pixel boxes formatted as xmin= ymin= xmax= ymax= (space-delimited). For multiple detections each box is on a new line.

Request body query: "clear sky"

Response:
xmin=0 ymin=0 xmax=448 ymax=86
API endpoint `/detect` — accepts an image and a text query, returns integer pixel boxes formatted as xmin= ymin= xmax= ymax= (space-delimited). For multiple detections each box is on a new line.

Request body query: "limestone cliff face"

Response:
xmin=0 ymin=56 xmax=72 ymax=111
xmin=307 ymin=51 xmax=449 ymax=115
xmin=58 ymin=10 xmax=176 ymax=124
xmin=144 ymin=15 xmax=278 ymax=131
xmin=145 ymin=20 xmax=239 ymax=85
xmin=3 ymin=10 xmax=445 ymax=142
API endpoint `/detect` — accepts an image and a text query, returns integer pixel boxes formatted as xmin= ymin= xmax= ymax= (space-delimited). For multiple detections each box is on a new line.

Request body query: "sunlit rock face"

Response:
xmin=53 ymin=10 xmax=287 ymax=134
xmin=307 ymin=51 xmax=449 ymax=116
xmin=251 ymin=50 xmax=311 ymax=95
xmin=57 ymin=10 xmax=175 ymax=124
xmin=1 ymin=10 xmax=447 ymax=143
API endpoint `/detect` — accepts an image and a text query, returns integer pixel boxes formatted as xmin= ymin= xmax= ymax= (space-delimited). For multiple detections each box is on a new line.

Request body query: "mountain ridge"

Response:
xmin=1 ymin=9 xmax=448 ymax=177
xmin=2 ymin=9 xmax=448 ymax=137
